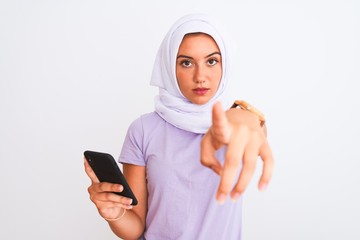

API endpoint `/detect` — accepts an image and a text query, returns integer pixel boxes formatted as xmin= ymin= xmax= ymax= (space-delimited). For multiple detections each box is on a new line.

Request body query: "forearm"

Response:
xmin=108 ymin=209 xmax=145 ymax=240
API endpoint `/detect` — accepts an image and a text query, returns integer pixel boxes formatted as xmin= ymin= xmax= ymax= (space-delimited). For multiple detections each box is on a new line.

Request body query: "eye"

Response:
xmin=181 ymin=60 xmax=192 ymax=67
xmin=207 ymin=58 xmax=218 ymax=66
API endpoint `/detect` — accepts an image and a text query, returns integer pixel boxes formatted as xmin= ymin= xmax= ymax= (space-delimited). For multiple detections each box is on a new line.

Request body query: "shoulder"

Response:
xmin=139 ymin=111 xmax=163 ymax=123
xmin=126 ymin=112 xmax=164 ymax=138
xmin=129 ymin=112 xmax=164 ymax=130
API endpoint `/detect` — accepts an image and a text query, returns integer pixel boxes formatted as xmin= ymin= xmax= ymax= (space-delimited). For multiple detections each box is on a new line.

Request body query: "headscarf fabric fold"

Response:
xmin=150 ymin=13 xmax=234 ymax=133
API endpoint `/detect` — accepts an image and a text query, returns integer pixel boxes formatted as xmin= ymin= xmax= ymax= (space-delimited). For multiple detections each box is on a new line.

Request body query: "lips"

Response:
xmin=193 ymin=87 xmax=209 ymax=95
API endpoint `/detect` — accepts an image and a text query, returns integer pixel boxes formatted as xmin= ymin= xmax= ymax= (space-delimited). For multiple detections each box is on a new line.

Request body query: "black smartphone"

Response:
xmin=84 ymin=150 xmax=138 ymax=206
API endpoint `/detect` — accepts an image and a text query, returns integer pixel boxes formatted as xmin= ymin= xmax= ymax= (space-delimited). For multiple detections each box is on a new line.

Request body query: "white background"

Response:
xmin=1 ymin=0 xmax=359 ymax=239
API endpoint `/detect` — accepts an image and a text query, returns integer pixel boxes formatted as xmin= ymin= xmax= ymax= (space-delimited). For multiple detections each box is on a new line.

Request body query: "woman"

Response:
xmin=85 ymin=13 xmax=273 ymax=239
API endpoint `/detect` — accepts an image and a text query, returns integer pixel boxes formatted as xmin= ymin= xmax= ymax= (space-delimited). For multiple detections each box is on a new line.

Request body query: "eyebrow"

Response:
xmin=177 ymin=51 xmax=221 ymax=59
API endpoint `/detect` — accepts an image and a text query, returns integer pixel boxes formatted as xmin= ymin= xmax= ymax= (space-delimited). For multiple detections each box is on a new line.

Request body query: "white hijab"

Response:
xmin=150 ymin=13 xmax=235 ymax=133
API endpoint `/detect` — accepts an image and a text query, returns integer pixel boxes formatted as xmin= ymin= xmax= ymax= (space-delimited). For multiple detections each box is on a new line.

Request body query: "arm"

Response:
xmin=108 ymin=163 xmax=147 ymax=239
xmin=85 ymin=161 xmax=147 ymax=239
xmin=201 ymin=102 xmax=274 ymax=203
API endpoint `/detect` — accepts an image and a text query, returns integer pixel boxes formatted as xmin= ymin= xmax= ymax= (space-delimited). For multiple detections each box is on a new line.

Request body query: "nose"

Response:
xmin=194 ymin=65 xmax=206 ymax=84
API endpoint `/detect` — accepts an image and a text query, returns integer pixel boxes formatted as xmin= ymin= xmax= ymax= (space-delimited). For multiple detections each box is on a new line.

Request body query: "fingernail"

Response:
xmin=231 ymin=192 xmax=241 ymax=202
xmin=217 ymin=193 xmax=227 ymax=204
xmin=259 ymin=183 xmax=267 ymax=192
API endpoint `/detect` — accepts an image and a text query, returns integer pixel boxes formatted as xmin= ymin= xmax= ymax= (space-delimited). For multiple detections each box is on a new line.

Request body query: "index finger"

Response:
xmin=84 ymin=158 xmax=100 ymax=183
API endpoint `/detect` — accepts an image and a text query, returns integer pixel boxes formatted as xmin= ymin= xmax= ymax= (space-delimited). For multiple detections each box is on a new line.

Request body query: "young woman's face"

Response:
xmin=176 ymin=33 xmax=222 ymax=105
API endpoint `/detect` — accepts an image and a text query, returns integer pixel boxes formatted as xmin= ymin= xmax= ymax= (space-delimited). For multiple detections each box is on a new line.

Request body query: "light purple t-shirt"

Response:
xmin=119 ymin=112 xmax=242 ymax=240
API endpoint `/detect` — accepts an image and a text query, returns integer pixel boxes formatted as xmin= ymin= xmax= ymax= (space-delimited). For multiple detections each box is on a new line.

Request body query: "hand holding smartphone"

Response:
xmin=84 ymin=150 xmax=138 ymax=206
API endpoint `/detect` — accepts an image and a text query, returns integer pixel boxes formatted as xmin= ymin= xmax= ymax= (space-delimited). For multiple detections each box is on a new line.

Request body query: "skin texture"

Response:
xmin=85 ymin=160 xmax=146 ymax=239
xmin=176 ymin=33 xmax=222 ymax=105
xmin=201 ymin=102 xmax=274 ymax=203
xmin=84 ymin=33 xmax=274 ymax=239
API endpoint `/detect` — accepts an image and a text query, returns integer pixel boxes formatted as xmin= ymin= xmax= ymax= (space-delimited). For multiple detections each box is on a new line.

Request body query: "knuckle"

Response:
xmin=103 ymin=193 xmax=112 ymax=201
xmin=200 ymin=158 xmax=211 ymax=167
xmin=89 ymin=193 xmax=96 ymax=203
xmin=110 ymin=184 xmax=117 ymax=192
xmin=98 ymin=182 xmax=108 ymax=192
xmin=87 ymin=185 xmax=94 ymax=194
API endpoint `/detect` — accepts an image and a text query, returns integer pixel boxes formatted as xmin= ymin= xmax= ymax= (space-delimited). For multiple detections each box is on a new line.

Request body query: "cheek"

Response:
xmin=213 ymin=67 xmax=222 ymax=88
xmin=176 ymin=69 xmax=189 ymax=94
xmin=176 ymin=70 xmax=183 ymax=87
xmin=176 ymin=69 xmax=191 ymax=86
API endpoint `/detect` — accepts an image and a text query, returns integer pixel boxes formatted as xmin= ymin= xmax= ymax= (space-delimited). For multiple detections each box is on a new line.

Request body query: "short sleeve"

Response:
xmin=118 ymin=117 xmax=146 ymax=166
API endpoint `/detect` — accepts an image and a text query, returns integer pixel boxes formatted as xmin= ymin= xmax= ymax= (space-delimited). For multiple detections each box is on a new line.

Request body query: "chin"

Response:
xmin=190 ymin=99 xmax=210 ymax=105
